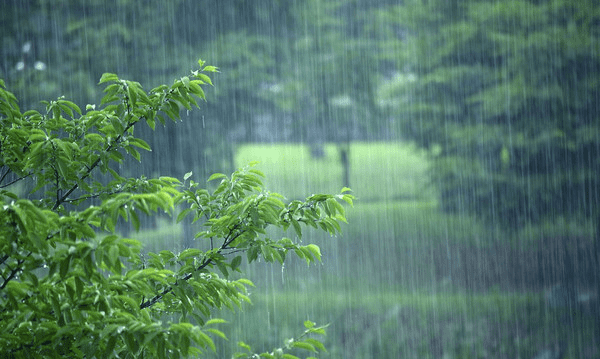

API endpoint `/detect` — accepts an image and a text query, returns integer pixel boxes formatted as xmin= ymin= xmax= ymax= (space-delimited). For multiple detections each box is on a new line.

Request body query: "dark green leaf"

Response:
xmin=231 ymin=256 xmax=242 ymax=270
xmin=291 ymin=219 xmax=302 ymax=238
xmin=60 ymin=255 xmax=71 ymax=279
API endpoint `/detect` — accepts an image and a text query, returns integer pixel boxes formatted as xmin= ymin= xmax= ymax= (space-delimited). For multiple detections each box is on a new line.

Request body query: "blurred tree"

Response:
xmin=379 ymin=0 xmax=600 ymax=298
xmin=263 ymin=0 xmax=386 ymax=188
xmin=171 ymin=0 xmax=391 ymax=189
xmin=1 ymin=0 xmax=393 ymax=190
xmin=385 ymin=0 xmax=600 ymax=230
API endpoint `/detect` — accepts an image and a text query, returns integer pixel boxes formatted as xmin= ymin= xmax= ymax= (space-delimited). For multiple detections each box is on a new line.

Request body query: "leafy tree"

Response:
xmin=384 ymin=0 xmax=600 ymax=230
xmin=0 ymin=60 xmax=353 ymax=358
xmin=176 ymin=0 xmax=391 ymax=188
xmin=249 ymin=0 xmax=388 ymax=188
xmin=376 ymin=0 xmax=600 ymax=299
xmin=1 ymin=0 xmax=231 ymax=181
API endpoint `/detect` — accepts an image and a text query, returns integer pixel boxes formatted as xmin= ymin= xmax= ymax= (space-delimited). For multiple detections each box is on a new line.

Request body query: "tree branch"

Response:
xmin=0 ymin=258 xmax=25 ymax=290
xmin=63 ymin=188 xmax=123 ymax=203
xmin=0 ymin=167 xmax=11 ymax=185
xmin=139 ymin=225 xmax=244 ymax=310
xmin=52 ymin=84 xmax=179 ymax=210
xmin=0 ymin=172 xmax=32 ymax=188
xmin=52 ymin=120 xmax=137 ymax=210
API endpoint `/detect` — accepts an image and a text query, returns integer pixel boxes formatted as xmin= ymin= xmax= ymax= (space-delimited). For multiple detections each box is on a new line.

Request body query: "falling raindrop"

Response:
xmin=22 ymin=41 xmax=31 ymax=53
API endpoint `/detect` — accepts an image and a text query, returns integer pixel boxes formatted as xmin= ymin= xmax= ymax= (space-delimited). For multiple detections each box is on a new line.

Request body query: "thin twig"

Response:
xmin=52 ymin=85 xmax=177 ymax=210
xmin=0 ymin=173 xmax=32 ymax=188
xmin=63 ymin=188 xmax=123 ymax=203
xmin=0 ymin=258 xmax=25 ymax=290
xmin=139 ymin=225 xmax=244 ymax=310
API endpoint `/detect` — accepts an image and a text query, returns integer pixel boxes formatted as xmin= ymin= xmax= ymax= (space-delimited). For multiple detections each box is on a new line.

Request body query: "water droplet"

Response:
xmin=22 ymin=42 xmax=31 ymax=53
xmin=34 ymin=61 xmax=46 ymax=71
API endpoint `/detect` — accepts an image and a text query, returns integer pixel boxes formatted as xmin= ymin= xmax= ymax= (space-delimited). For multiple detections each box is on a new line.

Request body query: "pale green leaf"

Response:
xmin=207 ymin=173 xmax=227 ymax=182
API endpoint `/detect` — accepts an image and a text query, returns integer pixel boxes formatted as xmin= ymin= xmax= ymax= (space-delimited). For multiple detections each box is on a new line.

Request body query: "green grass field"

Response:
xmin=235 ymin=141 xmax=436 ymax=202
xmin=207 ymin=289 xmax=570 ymax=359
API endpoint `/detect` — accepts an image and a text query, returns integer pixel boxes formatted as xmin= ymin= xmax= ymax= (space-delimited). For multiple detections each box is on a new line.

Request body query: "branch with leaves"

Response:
xmin=234 ymin=320 xmax=329 ymax=359
xmin=0 ymin=61 xmax=352 ymax=358
xmin=138 ymin=164 xmax=353 ymax=311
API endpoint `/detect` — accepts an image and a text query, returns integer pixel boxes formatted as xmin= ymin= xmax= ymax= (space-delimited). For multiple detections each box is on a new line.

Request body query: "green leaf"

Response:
xmin=216 ymin=261 xmax=229 ymax=277
xmin=292 ymin=342 xmax=316 ymax=352
xmin=177 ymin=208 xmax=193 ymax=223
xmin=305 ymin=244 xmax=321 ymax=262
xmin=179 ymin=248 xmax=202 ymax=260
xmin=206 ymin=327 xmax=227 ymax=340
xmin=340 ymin=194 xmax=354 ymax=206
xmin=130 ymin=138 xmax=152 ymax=151
xmin=181 ymin=76 xmax=190 ymax=88
xmin=196 ymin=73 xmax=213 ymax=86
xmin=291 ymin=219 xmax=302 ymax=238
xmin=231 ymin=256 xmax=242 ymax=270
xmin=60 ymin=255 xmax=72 ymax=279
xmin=303 ymin=338 xmax=326 ymax=352
xmin=197 ymin=330 xmax=216 ymax=352
xmin=130 ymin=209 xmax=140 ymax=231
xmin=205 ymin=318 xmax=227 ymax=325
xmin=328 ymin=197 xmax=345 ymax=216
xmin=294 ymin=248 xmax=308 ymax=265
xmin=158 ymin=176 xmax=180 ymax=183
xmin=202 ymin=65 xmax=219 ymax=72
xmin=237 ymin=341 xmax=252 ymax=352
xmin=74 ymin=276 xmax=84 ymax=298
xmin=99 ymin=73 xmax=119 ymax=84
xmin=207 ymin=173 xmax=227 ymax=182
xmin=236 ymin=278 xmax=255 ymax=287
xmin=104 ymin=335 xmax=118 ymax=356
xmin=127 ymin=146 xmax=141 ymax=162
xmin=159 ymin=250 xmax=176 ymax=261
xmin=146 ymin=117 xmax=156 ymax=130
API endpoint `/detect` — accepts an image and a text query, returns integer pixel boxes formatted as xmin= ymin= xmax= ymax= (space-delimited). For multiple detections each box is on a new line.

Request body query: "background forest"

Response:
xmin=1 ymin=0 xmax=599 ymax=357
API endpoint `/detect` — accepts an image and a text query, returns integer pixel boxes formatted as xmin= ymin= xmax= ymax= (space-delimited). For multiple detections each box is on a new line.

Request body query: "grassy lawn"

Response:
xmin=235 ymin=141 xmax=435 ymax=202
xmin=207 ymin=289 xmax=590 ymax=359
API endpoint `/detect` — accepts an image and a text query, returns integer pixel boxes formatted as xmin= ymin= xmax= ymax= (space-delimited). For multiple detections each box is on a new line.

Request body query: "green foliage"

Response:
xmin=0 ymin=62 xmax=351 ymax=358
xmin=387 ymin=0 xmax=600 ymax=227
xmin=233 ymin=320 xmax=328 ymax=359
